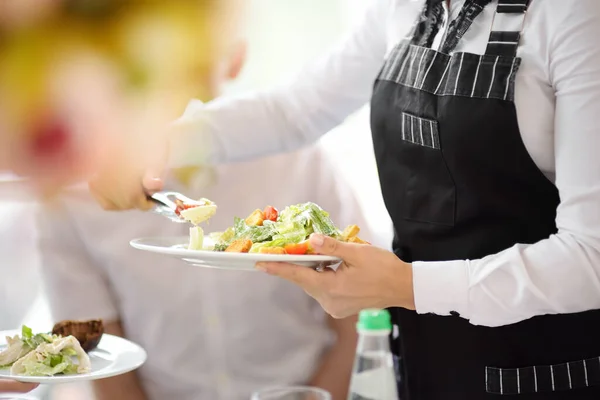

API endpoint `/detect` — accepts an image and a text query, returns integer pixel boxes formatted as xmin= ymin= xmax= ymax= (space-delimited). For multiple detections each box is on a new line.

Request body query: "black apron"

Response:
xmin=370 ymin=0 xmax=600 ymax=398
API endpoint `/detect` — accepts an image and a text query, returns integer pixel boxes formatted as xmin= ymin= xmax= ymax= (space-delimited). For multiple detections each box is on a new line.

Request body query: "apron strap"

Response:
xmin=412 ymin=0 xmax=446 ymax=49
xmin=439 ymin=0 xmax=493 ymax=54
xmin=485 ymin=0 xmax=531 ymax=57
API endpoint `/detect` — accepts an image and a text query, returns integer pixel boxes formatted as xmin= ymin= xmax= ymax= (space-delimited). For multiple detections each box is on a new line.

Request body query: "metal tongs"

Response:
xmin=147 ymin=191 xmax=197 ymax=223
xmin=148 ymin=191 xmax=217 ymax=224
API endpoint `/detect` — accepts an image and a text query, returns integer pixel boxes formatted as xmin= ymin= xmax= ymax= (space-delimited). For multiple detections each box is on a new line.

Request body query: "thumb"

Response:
xmin=309 ymin=234 xmax=355 ymax=259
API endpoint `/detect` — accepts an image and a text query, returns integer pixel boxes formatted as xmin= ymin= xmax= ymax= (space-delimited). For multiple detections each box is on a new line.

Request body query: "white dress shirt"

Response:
xmin=169 ymin=0 xmax=600 ymax=327
xmin=37 ymin=145 xmax=373 ymax=400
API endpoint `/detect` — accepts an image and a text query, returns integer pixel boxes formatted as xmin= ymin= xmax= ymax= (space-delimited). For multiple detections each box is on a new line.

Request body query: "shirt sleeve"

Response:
xmin=413 ymin=0 xmax=600 ymax=327
xmin=36 ymin=202 xmax=119 ymax=323
xmin=167 ymin=0 xmax=390 ymax=167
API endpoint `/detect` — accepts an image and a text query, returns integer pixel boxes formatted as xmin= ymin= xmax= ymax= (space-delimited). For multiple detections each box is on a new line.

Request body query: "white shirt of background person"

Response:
xmin=36 ymin=41 xmax=370 ymax=400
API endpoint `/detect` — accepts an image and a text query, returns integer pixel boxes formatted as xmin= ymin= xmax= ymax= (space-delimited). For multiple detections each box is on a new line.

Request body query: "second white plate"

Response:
xmin=0 ymin=332 xmax=147 ymax=384
xmin=130 ymin=236 xmax=341 ymax=271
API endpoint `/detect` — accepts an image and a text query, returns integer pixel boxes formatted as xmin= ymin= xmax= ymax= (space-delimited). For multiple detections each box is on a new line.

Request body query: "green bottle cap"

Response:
xmin=357 ymin=309 xmax=392 ymax=331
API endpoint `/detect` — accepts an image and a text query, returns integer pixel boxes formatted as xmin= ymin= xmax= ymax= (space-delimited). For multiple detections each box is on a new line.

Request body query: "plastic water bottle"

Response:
xmin=347 ymin=309 xmax=399 ymax=400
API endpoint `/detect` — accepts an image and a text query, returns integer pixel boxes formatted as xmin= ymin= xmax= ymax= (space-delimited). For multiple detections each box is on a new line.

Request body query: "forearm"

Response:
xmin=92 ymin=321 xmax=147 ymax=400
xmin=168 ymin=90 xmax=323 ymax=168
xmin=308 ymin=316 xmax=358 ymax=400
xmin=412 ymin=232 xmax=600 ymax=327
xmin=167 ymin=2 xmax=388 ymax=168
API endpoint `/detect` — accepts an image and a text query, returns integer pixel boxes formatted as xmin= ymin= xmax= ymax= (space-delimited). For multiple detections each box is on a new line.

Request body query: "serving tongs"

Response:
xmin=147 ymin=191 xmax=190 ymax=223
xmin=148 ymin=191 xmax=216 ymax=224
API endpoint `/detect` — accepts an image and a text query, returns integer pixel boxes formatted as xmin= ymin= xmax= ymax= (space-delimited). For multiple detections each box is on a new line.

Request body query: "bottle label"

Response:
xmin=349 ymin=367 xmax=399 ymax=400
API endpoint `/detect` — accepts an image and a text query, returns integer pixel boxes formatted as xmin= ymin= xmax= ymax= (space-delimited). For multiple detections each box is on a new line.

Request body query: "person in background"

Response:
xmin=0 ymin=0 xmax=236 ymax=195
xmin=36 ymin=40 xmax=365 ymax=400
xmin=0 ymin=0 xmax=238 ymax=395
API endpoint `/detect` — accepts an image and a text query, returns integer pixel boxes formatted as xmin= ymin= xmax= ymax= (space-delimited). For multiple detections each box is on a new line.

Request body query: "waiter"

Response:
xmin=91 ymin=0 xmax=600 ymax=398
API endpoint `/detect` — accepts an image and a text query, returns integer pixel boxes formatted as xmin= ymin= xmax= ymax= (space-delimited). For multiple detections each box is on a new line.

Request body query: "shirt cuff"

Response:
xmin=167 ymin=100 xmax=216 ymax=168
xmin=412 ymin=259 xmax=471 ymax=318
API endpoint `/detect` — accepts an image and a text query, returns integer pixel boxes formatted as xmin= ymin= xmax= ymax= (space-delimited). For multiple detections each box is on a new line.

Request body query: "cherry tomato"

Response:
xmin=263 ymin=205 xmax=278 ymax=222
xmin=284 ymin=242 xmax=309 ymax=255
xmin=174 ymin=200 xmax=199 ymax=216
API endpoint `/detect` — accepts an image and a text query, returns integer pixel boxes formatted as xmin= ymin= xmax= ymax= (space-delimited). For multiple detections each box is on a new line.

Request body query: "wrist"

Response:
xmin=387 ymin=260 xmax=415 ymax=310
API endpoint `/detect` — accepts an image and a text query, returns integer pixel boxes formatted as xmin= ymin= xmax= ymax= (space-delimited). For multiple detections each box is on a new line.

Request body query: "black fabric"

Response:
xmin=369 ymin=0 xmax=600 ymax=399
xmin=489 ymin=31 xmax=521 ymax=43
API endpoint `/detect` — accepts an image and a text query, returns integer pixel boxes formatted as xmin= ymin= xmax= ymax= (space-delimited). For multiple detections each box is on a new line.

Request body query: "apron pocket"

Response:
xmin=401 ymin=112 xmax=440 ymax=149
xmin=485 ymin=356 xmax=600 ymax=395
xmin=400 ymin=112 xmax=456 ymax=226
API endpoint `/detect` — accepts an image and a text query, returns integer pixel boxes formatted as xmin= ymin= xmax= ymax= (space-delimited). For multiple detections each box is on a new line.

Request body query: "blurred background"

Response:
xmin=0 ymin=0 xmax=392 ymax=398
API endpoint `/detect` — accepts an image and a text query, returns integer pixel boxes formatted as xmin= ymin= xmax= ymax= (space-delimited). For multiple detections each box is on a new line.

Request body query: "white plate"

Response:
xmin=0 ymin=331 xmax=147 ymax=384
xmin=130 ymin=236 xmax=341 ymax=271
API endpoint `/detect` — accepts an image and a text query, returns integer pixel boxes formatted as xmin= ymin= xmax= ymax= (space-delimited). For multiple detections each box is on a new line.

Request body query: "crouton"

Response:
xmin=225 ymin=239 xmax=253 ymax=253
xmin=258 ymin=247 xmax=287 ymax=255
xmin=245 ymin=209 xmax=265 ymax=226
xmin=341 ymin=225 xmax=360 ymax=241
xmin=348 ymin=236 xmax=370 ymax=245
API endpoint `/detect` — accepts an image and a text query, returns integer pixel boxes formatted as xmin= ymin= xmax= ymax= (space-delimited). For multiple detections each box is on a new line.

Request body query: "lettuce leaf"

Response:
xmin=233 ymin=217 xmax=275 ymax=242
xmin=276 ymin=202 xmax=339 ymax=238
xmin=209 ymin=227 xmax=234 ymax=245
xmin=219 ymin=202 xmax=342 ymax=249
xmin=300 ymin=203 xmax=340 ymax=237
xmin=20 ymin=352 xmax=77 ymax=376
xmin=21 ymin=326 xmax=33 ymax=340
xmin=20 ymin=325 xmax=53 ymax=350
xmin=188 ymin=226 xmax=204 ymax=250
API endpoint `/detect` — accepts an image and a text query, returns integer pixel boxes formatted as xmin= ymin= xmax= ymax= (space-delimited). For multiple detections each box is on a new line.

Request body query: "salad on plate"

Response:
xmin=187 ymin=202 xmax=369 ymax=254
xmin=0 ymin=325 xmax=93 ymax=377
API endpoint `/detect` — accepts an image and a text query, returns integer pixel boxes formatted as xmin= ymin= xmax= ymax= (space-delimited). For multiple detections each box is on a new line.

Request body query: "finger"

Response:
xmin=88 ymin=189 xmax=119 ymax=211
xmin=88 ymin=181 xmax=118 ymax=210
xmin=142 ymin=171 xmax=164 ymax=194
xmin=88 ymin=179 xmax=112 ymax=206
xmin=315 ymin=260 xmax=342 ymax=272
xmin=0 ymin=379 xmax=39 ymax=393
xmin=134 ymin=193 xmax=156 ymax=211
xmin=309 ymin=234 xmax=356 ymax=260
xmin=255 ymin=262 xmax=323 ymax=287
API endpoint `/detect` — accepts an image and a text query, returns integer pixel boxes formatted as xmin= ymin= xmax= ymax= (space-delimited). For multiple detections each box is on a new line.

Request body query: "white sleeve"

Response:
xmin=412 ymin=0 xmax=600 ymax=327
xmin=167 ymin=0 xmax=391 ymax=167
xmin=36 ymin=203 xmax=119 ymax=323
